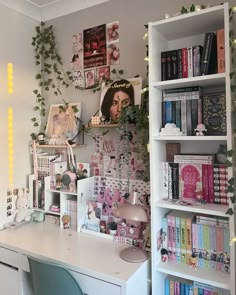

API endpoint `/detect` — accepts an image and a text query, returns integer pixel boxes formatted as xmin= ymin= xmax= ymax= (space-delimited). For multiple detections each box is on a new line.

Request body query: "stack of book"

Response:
xmin=162 ymin=154 xmax=228 ymax=205
xmin=161 ymin=29 xmax=224 ymax=81
xmin=193 ymin=214 xmax=230 ymax=274
xmin=162 ymin=86 xmax=202 ymax=135
xmin=164 ymin=275 xmax=193 ymax=294
xmin=161 ymin=211 xmax=230 ymax=274
xmin=193 ymin=281 xmax=230 ymax=295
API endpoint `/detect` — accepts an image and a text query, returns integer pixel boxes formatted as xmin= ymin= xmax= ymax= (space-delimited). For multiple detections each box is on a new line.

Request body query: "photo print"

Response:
xmin=83 ymin=24 xmax=107 ymax=69
xmin=106 ymin=21 xmax=119 ymax=43
xmin=99 ymin=77 xmax=142 ymax=123
xmin=84 ymin=69 xmax=96 ymax=89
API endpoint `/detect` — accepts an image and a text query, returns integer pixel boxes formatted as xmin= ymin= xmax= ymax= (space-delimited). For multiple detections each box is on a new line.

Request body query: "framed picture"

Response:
xmin=45 ymin=103 xmax=82 ymax=145
xmin=84 ymin=69 xmax=96 ymax=89
xmin=99 ymin=77 xmax=142 ymax=123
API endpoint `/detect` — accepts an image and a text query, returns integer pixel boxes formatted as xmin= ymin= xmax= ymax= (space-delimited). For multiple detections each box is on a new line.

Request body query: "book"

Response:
xmin=177 ymin=48 xmax=183 ymax=79
xmin=193 ymin=45 xmax=203 ymax=76
xmin=50 ymin=161 xmax=68 ymax=188
xmin=187 ymin=47 xmax=193 ymax=77
xmin=163 ymin=162 xmax=169 ymax=199
xmin=201 ymin=32 xmax=217 ymax=75
xmin=217 ymin=29 xmax=225 ymax=73
xmin=169 ymin=162 xmax=179 ymax=200
xmin=166 ymin=143 xmax=181 ymax=162
xmin=161 ymin=51 xmax=167 ymax=81
xmin=179 ymin=163 xmax=202 ymax=201
xmin=171 ymin=50 xmax=178 ymax=80
xmin=182 ymin=48 xmax=188 ymax=78
xmin=167 ymin=51 xmax=172 ymax=80
xmin=202 ymin=92 xmax=226 ymax=135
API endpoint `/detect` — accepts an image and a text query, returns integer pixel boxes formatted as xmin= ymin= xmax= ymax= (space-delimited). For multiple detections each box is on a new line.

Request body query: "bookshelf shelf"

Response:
xmin=155 ymin=261 xmax=230 ymax=290
xmin=155 ymin=200 xmax=228 ymax=217
xmin=149 ymin=3 xmax=235 ymax=294
xmin=153 ymin=135 xmax=227 ymax=141
xmin=35 ymin=144 xmax=86 ymax=148
xmin=153 ymin=73 xmax=226 ymax=90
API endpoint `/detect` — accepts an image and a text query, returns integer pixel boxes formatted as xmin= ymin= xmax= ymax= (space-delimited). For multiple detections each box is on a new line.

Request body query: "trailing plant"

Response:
xmin=225 ymin=7 xmax=236 ymax=216
xmin=31 ymin=22 xmax=73 ymax=133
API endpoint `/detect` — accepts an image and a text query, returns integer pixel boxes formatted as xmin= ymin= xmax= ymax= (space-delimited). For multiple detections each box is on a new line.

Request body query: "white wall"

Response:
xmin=0 ymin=6 xmax=38 ymax=205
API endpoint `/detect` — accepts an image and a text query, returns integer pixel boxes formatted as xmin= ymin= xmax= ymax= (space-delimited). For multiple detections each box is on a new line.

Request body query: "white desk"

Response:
xmin=0 ymin=222 xmax=150 ymax=295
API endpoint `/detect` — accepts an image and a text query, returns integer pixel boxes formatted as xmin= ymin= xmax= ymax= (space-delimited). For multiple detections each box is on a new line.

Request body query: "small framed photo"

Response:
xmin=84 ymin=69 xmax=96 ymax=89
xmin=45 ymin=103 xmax=82 ymax=145
xmin=99 ymin=77 xmax=142 ymax=123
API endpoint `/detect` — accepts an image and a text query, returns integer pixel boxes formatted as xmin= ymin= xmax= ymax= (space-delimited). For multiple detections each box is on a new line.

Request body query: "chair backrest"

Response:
xmin=28 ymin=256 xmax=83 ymax=295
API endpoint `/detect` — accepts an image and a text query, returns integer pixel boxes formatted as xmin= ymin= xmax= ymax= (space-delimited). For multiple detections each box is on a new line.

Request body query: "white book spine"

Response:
xmin=187 ymin=46 xmax=193 ymax=77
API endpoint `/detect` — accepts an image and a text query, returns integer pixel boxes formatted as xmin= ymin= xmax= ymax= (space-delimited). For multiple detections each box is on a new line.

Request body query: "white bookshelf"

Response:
xmin=148 ymin=3 xmax=235 ymax=294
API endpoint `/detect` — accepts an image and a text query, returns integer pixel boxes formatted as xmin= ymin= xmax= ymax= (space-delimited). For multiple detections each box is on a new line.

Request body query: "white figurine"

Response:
xmin=194 ymin=123 xmax=207 ymax=136
xmin=14 ymin=188 xmax=32 ymax=223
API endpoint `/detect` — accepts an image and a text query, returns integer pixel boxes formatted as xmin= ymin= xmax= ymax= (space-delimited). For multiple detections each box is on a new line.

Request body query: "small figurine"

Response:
xmin=37 ymin=132 xmax=46 ymax=145
xmin=189 ymin=255 xmax=197 ymax=269
xmin=62 ymin=215 xmax=70 ymax=229
xmin=161 ymin=248 xmax=168 ymax=262
xmin=194 ymin=124 xmax=207 ymax=136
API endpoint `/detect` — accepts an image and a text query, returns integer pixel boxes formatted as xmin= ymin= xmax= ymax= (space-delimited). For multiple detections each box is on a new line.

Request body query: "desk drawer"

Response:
xmin=0 ymin=247 xmax=19 ymax=268
xmin=71 ymin=271 xmax=121 ymax=295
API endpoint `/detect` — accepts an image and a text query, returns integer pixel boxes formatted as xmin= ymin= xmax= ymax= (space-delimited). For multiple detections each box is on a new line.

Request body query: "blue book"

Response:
xmin=180 ymin=282 xmax=185 ymax=295
xmin=165 ymin=101 xmax=173 ymax=124
xmin=175 ymin=100 xmax=181 ymax=129
xmin=198 ymin=288 xmax=204 ymax=295
xmin=164 ymin=277 xmax=170 ymax=295
xmin=175 ymin=215 xmax=181 ymax=263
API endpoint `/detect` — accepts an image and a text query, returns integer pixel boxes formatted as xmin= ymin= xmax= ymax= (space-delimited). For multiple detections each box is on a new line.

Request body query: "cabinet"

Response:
xmin=148 ymin=3 xmax=235 ymax=294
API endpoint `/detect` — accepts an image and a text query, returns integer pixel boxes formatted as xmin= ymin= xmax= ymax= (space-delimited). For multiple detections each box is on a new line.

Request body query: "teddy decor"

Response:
xmin=14 ymin=188 xmax=33 ymax=223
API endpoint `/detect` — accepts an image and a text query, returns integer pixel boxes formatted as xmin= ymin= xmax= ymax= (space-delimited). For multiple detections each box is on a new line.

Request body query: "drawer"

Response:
xmin=0 ymin=247 xmax=19 ymax=268
xmin=0 ymin=263 xmax=18 ymax=295
xmin=70 ymin=271 xmax=121 ymax=295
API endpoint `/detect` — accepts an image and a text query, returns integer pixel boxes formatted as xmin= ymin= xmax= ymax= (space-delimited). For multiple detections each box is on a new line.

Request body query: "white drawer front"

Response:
xmin=0 ymin=247 xmax=19 ymax=268
xmin=0 ymin=263 xmax=18 ymax=295
xmin=71 ymin=271 xmax=121 ymax=295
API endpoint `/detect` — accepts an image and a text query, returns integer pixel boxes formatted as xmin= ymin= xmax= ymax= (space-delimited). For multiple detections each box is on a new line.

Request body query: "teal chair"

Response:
xmin=28 ymin=256 xmax=83 ymax=295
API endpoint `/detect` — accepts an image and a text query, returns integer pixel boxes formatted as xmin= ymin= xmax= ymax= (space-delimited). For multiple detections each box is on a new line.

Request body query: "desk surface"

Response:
xmin=0 ymin=222 xmax=148 ymax=286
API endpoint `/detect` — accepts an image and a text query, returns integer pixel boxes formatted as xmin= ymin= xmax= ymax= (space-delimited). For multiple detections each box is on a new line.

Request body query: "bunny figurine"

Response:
xmin=14 ymin=188 xmax=32 ymax=223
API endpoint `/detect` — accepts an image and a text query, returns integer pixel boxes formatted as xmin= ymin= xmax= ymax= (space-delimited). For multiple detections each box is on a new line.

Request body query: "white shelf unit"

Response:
xmin=148 ymin=3 xmax=235 ymax=295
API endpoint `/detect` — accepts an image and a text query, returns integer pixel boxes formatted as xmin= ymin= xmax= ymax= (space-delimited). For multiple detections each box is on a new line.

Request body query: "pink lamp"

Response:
xmin=114 ymin=190 xmax=149 ymax=263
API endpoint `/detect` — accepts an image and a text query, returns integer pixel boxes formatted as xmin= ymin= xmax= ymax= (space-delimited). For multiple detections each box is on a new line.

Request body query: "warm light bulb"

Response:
xmin=8 ymin=107 xmax=14 ymax=187
xmin=7 ymin=63 xmax=13 ymax=94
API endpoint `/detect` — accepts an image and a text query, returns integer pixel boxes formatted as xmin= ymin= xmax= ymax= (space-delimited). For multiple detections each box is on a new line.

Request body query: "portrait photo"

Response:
xmin=85 ymin=69 xmax=96 ymax=89
xmin=106 ymin=21 xmax=119 ymax=43
xmin=99 ymin=77 xmax=142 ymax=123
xmin=83 ymin=24 xmax=107 ymax=69
xmin=73 ymin=70 xmax=85 ymax=88
xmin=45 ymin=102 xmax=82 ymax=145
xmin=96 ymin=66 xmax=110 ymax=83
xmin=107 ymin=43 xmax=120 ymax=65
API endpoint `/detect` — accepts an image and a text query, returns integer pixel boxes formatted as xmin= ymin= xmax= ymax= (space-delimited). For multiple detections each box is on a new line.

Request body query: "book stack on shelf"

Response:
xmin=149 ymin=3 xmax=235 ymax=295
xmin=162 ymin=88 xmax=226 ymax=136
xmin=163 ymin=153 xmax=228 ymax=205
xmin=161 ymin=29 xmax=224 ymax=81
xmin=162 ymin=210 xmax=230 ymax=274
xmin=164 ymin=275 xmax=230 ymax=295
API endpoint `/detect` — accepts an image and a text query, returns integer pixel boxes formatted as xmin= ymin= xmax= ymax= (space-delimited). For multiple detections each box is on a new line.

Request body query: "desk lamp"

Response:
xmin=114 ymin=191 xmax=148 ymax=263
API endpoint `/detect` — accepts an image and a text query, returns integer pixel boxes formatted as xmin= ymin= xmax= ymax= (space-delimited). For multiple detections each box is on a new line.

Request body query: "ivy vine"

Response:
xmin=31 ymin=22 xmax=73 ymax=131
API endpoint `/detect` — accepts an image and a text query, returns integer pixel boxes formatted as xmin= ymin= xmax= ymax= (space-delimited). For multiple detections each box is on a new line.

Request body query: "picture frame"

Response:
xmin=45 ymin=102 xmax=82 ymax=145
xmin=99 ymin=77 xmax=142 ymax=123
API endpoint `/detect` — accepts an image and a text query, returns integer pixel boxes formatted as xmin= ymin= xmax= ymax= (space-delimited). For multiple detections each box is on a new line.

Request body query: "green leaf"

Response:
xmin=190 ymin=4 xmax=195 ymax=12
xmin=227 ymin=185 xmax=234 ymax=193
xmin=230 ymin=196 xmax=236 ymax=204
xmin=31 ymin=118 xmax=37 ymax=122
xmin=226 ymin=208 xmax=234 ymax=215
xmin=224 ymin=159 xmax=232 ymax=167
xmin=227 ymin=149 xmax=234 ymax=157
xmin=228 ymin=177 xmax=234 ymax=185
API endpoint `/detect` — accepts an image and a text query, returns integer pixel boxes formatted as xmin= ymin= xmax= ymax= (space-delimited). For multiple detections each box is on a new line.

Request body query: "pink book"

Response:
xmin=174 ymin=281 xmax=180 ymax=295
xmin=182 ymin=48 xmax=188 ymax=78
xmin=202 ymin=164 xmax=209 ymax=202
xmin=179 ymin=163 xmax=202 ymax=201
xmin=207 ymin=164 xmax=214 ymax=203
xmin=167 ymin=213 xmax=173 ymax=260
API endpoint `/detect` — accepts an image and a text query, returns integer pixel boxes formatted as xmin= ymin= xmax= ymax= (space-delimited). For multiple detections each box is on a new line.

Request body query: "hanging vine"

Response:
xmin=31 ymin=22 xmax=73 ymax=134
xmin=226 ymin=7 xmax=236 ymax=215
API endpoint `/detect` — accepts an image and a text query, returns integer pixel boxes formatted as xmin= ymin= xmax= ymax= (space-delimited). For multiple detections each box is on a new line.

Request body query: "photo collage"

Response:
xmin=71 ymin=21 xmax=120 ymax=89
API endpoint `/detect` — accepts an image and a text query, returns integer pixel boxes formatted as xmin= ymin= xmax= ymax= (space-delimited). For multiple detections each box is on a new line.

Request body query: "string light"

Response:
xmin=8 ymin=63 xmax=13 ymax=94
xmin=140 ymin=87 xmax=149 ymax=94
xmin=144 ymin=56 xmax=149 ymax=62
xmin=142 ymin=32 xmax=148 ymax=40
xmin=8 ymin=107 xmax=14 ymax=188
xmin=232 ymin=6 xmax=236 ymax=13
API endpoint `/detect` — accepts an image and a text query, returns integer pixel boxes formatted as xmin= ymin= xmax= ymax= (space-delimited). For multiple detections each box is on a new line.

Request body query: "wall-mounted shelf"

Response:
xmin=35 ymin=144 xmax=86 ymax=148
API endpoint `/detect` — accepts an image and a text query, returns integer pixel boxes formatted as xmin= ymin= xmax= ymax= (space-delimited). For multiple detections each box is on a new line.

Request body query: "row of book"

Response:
xmin=162 ymin=86 xmax=202 ymax=135
xmin=161 ymin=29 xmax=225 ymax=81
xmin=162 ymin=211 xmax=230 ymax=274
xmin=163 ymin=154 xmax=228 ymax=205
xmin=164 ymin=275 xmax=230 ymax=295
xmin=162 ymin=88 xmax=226 ymax=136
